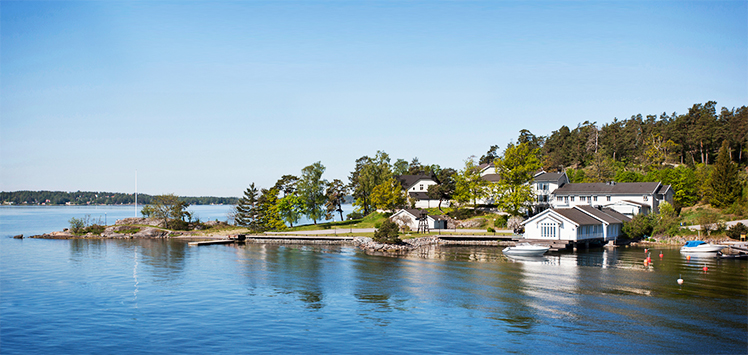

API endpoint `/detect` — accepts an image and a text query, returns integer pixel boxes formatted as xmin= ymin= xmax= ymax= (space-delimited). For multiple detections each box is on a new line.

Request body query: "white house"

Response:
xmin=521 ymin=205 xmax=630 ymax=242
xmin=550 ymin=181 xmax=673 ymax=217
xmin=395 ymin=175 xmax=450 ymax=209
xmin=530 ymin=171 xmax=570 ymax=213
xmin=390 ymin=209 xmax=448 ymax=231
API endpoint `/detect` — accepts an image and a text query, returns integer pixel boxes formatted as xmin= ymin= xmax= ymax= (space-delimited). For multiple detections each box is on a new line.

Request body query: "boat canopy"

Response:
xmin=683 ymin=241 xmax=707 ymax=248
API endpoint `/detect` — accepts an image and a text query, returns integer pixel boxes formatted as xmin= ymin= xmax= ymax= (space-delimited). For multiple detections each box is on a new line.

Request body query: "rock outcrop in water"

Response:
xmin=353 ymin=236 xmax=440 ymax=253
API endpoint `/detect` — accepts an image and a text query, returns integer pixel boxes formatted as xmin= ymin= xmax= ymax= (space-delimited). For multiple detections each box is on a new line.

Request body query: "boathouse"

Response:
xmin=520 ymin=205 xmax=630 ymax=247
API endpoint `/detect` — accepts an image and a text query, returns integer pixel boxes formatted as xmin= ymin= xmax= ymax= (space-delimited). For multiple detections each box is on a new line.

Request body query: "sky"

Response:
xmin=1 ymin=1 xmax=746 ymax=197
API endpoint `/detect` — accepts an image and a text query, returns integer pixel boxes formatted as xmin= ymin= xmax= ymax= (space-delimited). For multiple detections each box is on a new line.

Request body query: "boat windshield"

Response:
xmin=684 ymin=241 xmax=707 ymax=248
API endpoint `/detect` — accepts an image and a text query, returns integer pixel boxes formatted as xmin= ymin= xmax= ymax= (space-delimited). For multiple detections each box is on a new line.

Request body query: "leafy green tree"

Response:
xmin=273 ymin=175 xmax=299 ymax=196
xmin=298 ymin=162 xmax=328 ymax=224
xmin=349 ymin=151 xmax=391 ymax=215
xmin=587 ymin=152 xmax=615 ymax=182
xmin=148 ymin=194 xmax=190 ymax=230
xmin=235 ymin=184 xmax=259 ymax=228
xmin=277 ymin=193 xmax=303 ymax=227
xmin=622 ymin=214 xmax=655 ymax=239
xmin=324 ymin=179 xmax=348 ymax=221
xmin=669 ymin=166 xmax=698 ymax=207
xmin=370 ymin=177 xmax=406 ymax=212
xmin=393 ymin=159 xmax=409 ymax=175
xmin=708 ymin=141 xmax=741 ymax=208
xmin=493 ymin=142 xmax=541 ymax=216
xmin=373 ymin=219 xmax=401 ymax=244
xmin=255 ymin=188 xmax=286 ymax=231
xmin=427 ymin=167 xmax=457 ymax=212
xmin=454 ymin=156 xmax=488 ymax=206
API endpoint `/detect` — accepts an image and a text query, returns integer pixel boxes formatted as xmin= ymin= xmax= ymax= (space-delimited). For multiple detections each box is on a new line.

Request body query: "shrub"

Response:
xmin=448 ymin=208 xmax=476 ymax=220
xmin=347 ymin=211 xmax=364 ymax=220
xmin=373 ymin=220 xmax=402 ymax=244
xmin=494 ymin=215 xmax=508 ymax=228
xmin=487 ymin=227 xmax=496 ymax=233
xmin=726 ymin=223 xmax=748 ymax=240
xmin=623 ymin=214 xmax=656 ymax=239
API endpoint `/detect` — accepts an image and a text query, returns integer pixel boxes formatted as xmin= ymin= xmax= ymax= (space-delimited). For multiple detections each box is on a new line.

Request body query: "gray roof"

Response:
xmin=398 ymin=208 xmax=445 ymax=220
xmin=553 ymin=182 xmax=661 ymax=195
xmin=575 ymin=205 xmax=628 ymax=224
xmin=395 ymin=175 xmax=433 ymax=189
xmin=408 ymin=191 xmax=431 ymax=200
xmin=533 ymin=172 xmax=566 ymax=182
xmin=601 ymin=208 xmax=631 ymax=222
xmin=481 ymin=174 xmax=502 ymax=182
xmin=552 ymin=208 xmax=602 ymax=226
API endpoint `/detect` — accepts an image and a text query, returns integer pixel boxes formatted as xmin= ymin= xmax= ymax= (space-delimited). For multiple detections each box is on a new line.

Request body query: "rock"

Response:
xmin=13 ymin=234 xmax=23 ymax=239
xmin=459 ymin=218 xmax=486 ymax=229
xmin=115 ymin=217 xmax=164 ymax=227
xmin=50 ymin=231 xmax=74 ymax=238
xmin=132 ymin=227 xmax=168 ymax=238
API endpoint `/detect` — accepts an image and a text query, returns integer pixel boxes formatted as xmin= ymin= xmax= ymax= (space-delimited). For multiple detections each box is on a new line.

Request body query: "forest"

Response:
xmin=0 ymin=190 xmax=237 ymax=206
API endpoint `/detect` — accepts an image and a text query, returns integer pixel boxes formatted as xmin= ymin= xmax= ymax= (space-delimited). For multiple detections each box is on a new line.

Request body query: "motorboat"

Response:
xmin=680 ymin=241 xmax=727 ymax=253
xmin=502 ymin=243 xmax=550 ymax=256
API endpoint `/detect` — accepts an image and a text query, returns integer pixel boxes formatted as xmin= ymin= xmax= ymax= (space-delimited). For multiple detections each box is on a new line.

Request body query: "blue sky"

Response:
xmin=2 ymin=1 xmax=746 ymax=197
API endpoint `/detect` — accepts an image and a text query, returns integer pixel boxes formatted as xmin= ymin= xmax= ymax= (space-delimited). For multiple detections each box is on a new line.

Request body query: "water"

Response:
xmin=1 ymin=208 xmax=747 ymax=354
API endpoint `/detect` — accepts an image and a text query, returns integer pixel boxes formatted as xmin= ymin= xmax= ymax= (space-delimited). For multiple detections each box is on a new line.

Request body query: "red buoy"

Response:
xmin=644 ymin=248 xmax=648 ymax=253
xmin=659 ymin=251 xmax=663 ymax=258
xmin=703 ymin=265 xmax=708 ymax=272
xmin=687 ymin=255 xmax=691 ymax=261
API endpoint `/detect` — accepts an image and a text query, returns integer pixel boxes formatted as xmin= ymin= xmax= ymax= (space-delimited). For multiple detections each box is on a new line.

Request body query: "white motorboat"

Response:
xmin=502 ymin=243 xmax=550 ymax=256
xmin=680 ymin=241 xmax=727 ymax=253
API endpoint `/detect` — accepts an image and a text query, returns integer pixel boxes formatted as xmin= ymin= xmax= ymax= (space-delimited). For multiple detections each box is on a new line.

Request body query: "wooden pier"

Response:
xmin=188 ymin=239 xmax=237 ymax=246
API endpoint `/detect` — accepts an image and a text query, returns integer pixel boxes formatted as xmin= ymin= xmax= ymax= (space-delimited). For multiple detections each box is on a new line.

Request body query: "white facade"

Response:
xmin=550 ymin=182 xmax=673 ymax=217
xmin=390 ymin=209 xmax=445 ymax=231
xmin=521 ymin=206 xmax=628 ymax=242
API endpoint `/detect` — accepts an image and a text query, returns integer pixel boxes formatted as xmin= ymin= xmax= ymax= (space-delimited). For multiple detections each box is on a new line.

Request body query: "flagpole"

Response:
xmin=135 ymin=170 xmax=138 ymax=218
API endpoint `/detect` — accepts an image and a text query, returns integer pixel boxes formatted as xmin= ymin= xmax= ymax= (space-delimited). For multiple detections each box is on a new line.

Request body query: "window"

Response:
xmin=420 ymin=184 xmax=423 ymax=191
xmin=607 ymin=196 xmax=611 ymax=202
xmin=593 ymin=196 xmax=598 ymax=202
xmin=580 ymin=196 xmax=586 ymax=202
xmin=564 ymin=196 xmax=569 ymax=203
xmin=540 ymin=222 xmax=556 ymax=238
xmin=557 ymin=196 xmax=563 ymax=202
xmin=643 ymin=195 xmax=648 ymax=201
xmin=570 ymin=196 xmax=575 ymax=202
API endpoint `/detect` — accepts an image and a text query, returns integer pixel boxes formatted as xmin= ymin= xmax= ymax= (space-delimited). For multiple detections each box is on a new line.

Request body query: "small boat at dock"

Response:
xmin=680 ymin=241 xmax=727 ymax=253
xmin=503 ymin=243 xmax=550 ymax=256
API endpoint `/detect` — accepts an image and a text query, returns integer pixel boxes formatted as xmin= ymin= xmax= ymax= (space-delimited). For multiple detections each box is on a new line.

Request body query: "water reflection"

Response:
xmin=69 ymin=239 xmax=107 ymax=261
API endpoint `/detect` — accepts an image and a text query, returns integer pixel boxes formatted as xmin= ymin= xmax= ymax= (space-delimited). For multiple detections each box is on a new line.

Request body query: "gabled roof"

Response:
xmin=609 ymin=200 xmax=649 ymax=207
xmin=574 ymin=205 xmax=628 ymax=224
xmin=391 ymin=208 xmax=444 ymax=220
xmin=481 ymin=174 xmax=502 ymax=182
xmin=553 ymin=208 xmax=603 ymax=226
xmin=395 ymin=175 xmax=433 ymax=189
xmin=655 ymin=184 xmax=672 ymax=195
xmin=532 ymin=172 xmax=566 ymax=182
xmin=553 ymin=182 xmax=661 ymax=195
xmin=600 ymin=208 xmax=631 ymax=222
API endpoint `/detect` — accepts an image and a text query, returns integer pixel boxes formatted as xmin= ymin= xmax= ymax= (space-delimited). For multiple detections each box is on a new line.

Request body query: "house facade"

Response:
xmin=395 ymin=175 xmax=449 ymax=209
xmin=390 ymin=209 xmax=448 ymax=231
xmin=521 ymin=205 xmax=630 ymax=242
xmin=530 ymin=171 xmax=570 ymax=213
xmin=550 ymin=181 xmax=673 ymax=217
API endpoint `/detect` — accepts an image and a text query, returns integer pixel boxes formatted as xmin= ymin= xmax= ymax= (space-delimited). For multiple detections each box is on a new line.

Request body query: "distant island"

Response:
xmin=0 ymin=190 xmax=238 ymax=206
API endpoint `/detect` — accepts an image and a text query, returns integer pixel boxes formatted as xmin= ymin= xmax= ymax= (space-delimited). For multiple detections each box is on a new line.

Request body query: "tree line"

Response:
xmin=0 ymin=190 xmax=238 ymax=206
xmin=234 ymin=101 xmax=746 ymax=232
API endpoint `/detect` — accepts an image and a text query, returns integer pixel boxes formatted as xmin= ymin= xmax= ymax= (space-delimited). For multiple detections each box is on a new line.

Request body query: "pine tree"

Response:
xmin=708 ymin=141 xmax=741 ymax=208
xmin=234 ymin=183 xmax=258 ymax=228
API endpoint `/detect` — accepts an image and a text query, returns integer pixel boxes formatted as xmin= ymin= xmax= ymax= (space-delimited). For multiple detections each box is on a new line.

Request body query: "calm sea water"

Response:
xmin=1 ymin=207 xmax=747 ymax=354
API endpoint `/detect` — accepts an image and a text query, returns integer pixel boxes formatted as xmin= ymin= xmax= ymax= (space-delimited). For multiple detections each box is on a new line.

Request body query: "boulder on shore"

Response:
xmin=115 ymin=217 xmax=164 ymax=227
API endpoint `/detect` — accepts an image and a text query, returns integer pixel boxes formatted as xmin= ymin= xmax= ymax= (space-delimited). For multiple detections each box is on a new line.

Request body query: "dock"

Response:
xmin=188 ymin=239 xmax=237 ymax=246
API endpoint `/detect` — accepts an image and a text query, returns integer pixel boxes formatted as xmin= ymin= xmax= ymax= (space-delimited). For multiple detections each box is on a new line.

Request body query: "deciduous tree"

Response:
xmin=298 ymin=162 xmax=328 ymax=224
xmin=493 ymin=142 xmax=541 ymax=216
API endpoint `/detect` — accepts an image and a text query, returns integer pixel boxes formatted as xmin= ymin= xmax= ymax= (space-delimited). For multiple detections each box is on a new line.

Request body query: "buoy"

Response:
xmin=644 ymin=248 xmax=648 ymax=253
xmin=677 ymin=274 xmax=684 ymax=285
xmin=644 ymin=259 xmax=649 ymax=266
xmin=703 ymin=264 xmax=708 ymax=272
xmin=659 ymin=251 xmax=663 ymax=258
xmin=687 ymin=255 xmax=691 ymax=261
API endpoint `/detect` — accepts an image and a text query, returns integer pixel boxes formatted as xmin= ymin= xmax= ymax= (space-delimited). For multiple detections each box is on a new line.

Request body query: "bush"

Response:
xmin=373 ymin=220 xmax=402 ymax=244
xmin=448 ymin=208 xmax=476 ymax=220
xmin=623 ymin=214 xmax=656 ymax=239
xmin=726 ymin=223 xmax=748 ymax=240
xmin=487 ymin=227 xmax=496 ymax=233
xmin=347 ymin=211 xmax=365 ymax=220
xmin=494 ymin=215 xmax=508 ymax=228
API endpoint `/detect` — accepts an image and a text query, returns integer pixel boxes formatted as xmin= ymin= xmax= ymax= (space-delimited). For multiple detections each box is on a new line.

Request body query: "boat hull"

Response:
xmin=680 ymin=245 xmax=727 ymax=253
xmin=502 ymin=245 xmax=549 ymax=256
